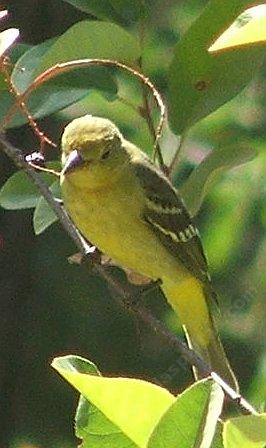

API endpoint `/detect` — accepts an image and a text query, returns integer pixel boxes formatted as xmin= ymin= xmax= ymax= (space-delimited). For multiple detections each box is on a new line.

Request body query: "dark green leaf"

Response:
xmin=33 ymin=180 xmax=61 ymax=235
xmin=0 ymin=169 xmax=56 ymax=210
xmin=9 ymin=31 xmax=118 ymax=127
xmin=110 ymin=0 xmax=148 ymax=25
xmin=62 ymin=0 xmax=122 ymax=23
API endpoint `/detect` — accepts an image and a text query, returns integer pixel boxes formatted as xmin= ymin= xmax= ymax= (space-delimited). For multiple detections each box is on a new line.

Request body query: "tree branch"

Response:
xmin=0 ymin=133 xmax=257 ymax=416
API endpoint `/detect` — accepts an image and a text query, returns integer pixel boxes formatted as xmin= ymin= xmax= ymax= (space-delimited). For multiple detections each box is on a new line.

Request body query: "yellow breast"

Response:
xmin=60 ymin=169 xmax=185 ymax=283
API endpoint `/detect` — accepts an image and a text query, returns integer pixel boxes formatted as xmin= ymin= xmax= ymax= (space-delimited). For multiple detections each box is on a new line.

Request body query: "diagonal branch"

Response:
xmin=0 ymin=133 xmax=257 ymax=416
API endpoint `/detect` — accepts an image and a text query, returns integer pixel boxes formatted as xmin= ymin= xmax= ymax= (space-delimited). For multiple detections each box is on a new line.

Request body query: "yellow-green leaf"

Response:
xmin=52 ymin=355 xmax=175 ymax=448
xmin=223 ymin=413 xmax=266 ymax=448
xmin=209 ymin=5 xmax=266 ymax=52
xmin=148 ymin=379 xmax=224 ymax=448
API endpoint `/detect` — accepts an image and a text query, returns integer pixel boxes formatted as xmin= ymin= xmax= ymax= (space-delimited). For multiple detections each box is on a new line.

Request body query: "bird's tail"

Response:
xmin=162 ymin=276 xmax=239 ymax=392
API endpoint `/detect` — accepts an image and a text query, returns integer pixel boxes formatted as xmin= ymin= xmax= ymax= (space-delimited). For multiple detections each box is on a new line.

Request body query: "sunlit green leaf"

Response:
xmin=148 ymin=379 xmax=224 ymax=448
xmin=223 ymin=413 xmax=266 ymax=448
xmin=52 ymin=355 xmax=175 ymax=448
xmin=209 ymin=4 xmax=266 ymax=51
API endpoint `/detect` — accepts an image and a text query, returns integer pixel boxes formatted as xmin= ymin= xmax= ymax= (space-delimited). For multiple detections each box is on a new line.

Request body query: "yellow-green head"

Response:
xmin=61 ymin=115 xmax=130 ymax=189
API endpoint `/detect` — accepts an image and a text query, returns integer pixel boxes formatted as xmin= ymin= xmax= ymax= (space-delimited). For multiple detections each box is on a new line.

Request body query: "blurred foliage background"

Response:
xmin=0 ymin=0 xmax=266 ymax=447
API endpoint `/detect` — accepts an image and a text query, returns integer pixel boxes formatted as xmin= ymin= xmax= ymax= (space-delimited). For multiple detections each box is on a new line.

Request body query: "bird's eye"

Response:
xmin=101 ymin=149 xmax=111 ymax=160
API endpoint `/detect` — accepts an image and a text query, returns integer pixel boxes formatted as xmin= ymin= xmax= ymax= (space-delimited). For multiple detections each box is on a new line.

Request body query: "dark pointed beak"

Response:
xmin=63 ymin=150 xmax=84 ymax=174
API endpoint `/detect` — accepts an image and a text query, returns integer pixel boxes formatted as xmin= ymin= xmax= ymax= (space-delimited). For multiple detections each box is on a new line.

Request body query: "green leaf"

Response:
xmin=109 ymin=0 xmax=148 ymax=25
xmin=0 ymin=42 xmax=31 ymax=93
xmin=37 ymin=21 xmax=141 ymax=73
xmin=223 ymin=414 xmax=266 ymax=448
xmin=0 ymin=28 xmax=19 ymax=57
xmin=62 ymin=0 xmax=122 ymax=23
xmin=212 ymin=422 xmax=224 ymax=448
xmin=12 ymin=38 xmax=57 ymax=92
xmin=148 ymin=379 xmax=224 ymax=448
xmin=62 ymin=0 xmax=148 ymax=25
xmin=52 ymin=355 xmax=175 ymax=448
xmin=76 ymin=396 xmax=138 ymax=448
xmin=33 ymin=180 xmax=60 ymax=235
xmin=209 ymin=4 xmax=266 ymax=51
xmin=180 ymin=143 xmax=257 ymax=216
xmin=0 ymin=169 xmax=56 ymax=210
xmin=54 ymin=356 xmax=137 ymax=447
xmin=168 ymin=1 xmax=266 ymax=134
xmin=8 ymin=33 xmax=117 ymax=128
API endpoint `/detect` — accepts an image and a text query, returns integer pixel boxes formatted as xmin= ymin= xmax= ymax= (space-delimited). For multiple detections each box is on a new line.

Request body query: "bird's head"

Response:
xmin=61 ymin=115 xmax=129 ymax=189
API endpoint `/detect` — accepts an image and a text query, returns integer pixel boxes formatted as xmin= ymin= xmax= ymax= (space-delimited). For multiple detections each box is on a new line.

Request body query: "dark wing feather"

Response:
xmin=133 ymin=159 xmax=210 ymax=285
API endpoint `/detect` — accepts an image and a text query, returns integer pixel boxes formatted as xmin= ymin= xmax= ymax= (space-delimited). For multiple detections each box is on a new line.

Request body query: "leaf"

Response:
xmin=212 ymin=422 xmax=224 ymax=448
xmin=12 ymin=38 xmax=57 ymax=92
xmin=57 ymin=357 xmax=137 ymax=447
xmin=223 ymin=414 xmax=266 ymax=448
xmin=52 ymin=355 xmax=175 ymax=448
xmin=9 ymin=34 xmax=117 ymax=127
xmin=0 ymin=28 xmax=19 ymax=57
xmin=209 ymin=4 xmax=266 ymax=52
xmin=62 ymin=0 xmax=148 ymax=25
xmin=109 ymin=0 xmax=148 ymax=25
xmin=37 ymin=20 xmax=141 ymax=73
xmin=168 ymin=1 xmax=266 ymax=134
xmin=62 ymin=0 xmax=122 ymax=23
xmin=0 ymin=169 xmax=56 ymax=210
xmin=33 ymin=180 xmax=60 ymax=235
xmin=180 ymin=143 xmax=257 ymax=216
xmin=76 ymin=396 xmax=138 ymax=448
xmin=148 ymin=379 xmax=224 ymax=448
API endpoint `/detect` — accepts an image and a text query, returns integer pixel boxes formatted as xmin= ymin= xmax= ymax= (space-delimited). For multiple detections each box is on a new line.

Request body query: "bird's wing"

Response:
xmin=133 ymin=159 xmax=211 ymax=286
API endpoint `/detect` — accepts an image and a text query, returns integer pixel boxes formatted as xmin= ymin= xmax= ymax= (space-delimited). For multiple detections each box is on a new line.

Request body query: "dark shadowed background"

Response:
xmin=0 ymin=1 xmax=266 ymax=447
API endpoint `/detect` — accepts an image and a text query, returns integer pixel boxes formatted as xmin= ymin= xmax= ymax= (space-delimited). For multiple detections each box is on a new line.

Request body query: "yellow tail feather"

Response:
xmin=162 ymin=276 xmax=239 ymax=392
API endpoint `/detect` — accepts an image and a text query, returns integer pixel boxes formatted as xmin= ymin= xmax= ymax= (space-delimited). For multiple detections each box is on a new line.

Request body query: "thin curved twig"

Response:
xmin=2 ymin=58 xmax=166 ymax=164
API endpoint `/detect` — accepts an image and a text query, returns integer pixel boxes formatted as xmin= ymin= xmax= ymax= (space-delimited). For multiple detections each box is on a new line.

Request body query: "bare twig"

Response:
xmin=0 ymin=133 xmax=258 ymax=416
xmin=137 ymin=19 xmax=166 ymax=170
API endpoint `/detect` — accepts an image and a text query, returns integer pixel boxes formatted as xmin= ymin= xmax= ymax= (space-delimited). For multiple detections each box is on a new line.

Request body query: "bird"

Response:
xmin=60 ymin=114 xmax=238 ymax=390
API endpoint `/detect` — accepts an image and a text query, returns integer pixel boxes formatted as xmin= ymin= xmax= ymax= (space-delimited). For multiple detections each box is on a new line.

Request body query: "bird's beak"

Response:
xmin=63 ymin=150 xmax=84 ymax=175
